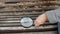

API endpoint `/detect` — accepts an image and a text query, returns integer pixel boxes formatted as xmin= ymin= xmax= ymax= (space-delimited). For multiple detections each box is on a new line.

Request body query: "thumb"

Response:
xmin=34 ymin=21 xmax=40 ymax=26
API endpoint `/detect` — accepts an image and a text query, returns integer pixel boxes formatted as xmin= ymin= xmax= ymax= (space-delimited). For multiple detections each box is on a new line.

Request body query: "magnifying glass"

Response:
xmin=20 ymin=16 xmax=34 ymax=28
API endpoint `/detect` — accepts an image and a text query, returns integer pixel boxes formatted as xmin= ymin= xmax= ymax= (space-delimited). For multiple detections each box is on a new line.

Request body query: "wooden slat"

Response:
xmin=0 ymin=15 xmax=38 ymax=18
xmin=49 ymin=1 xmax=60 ymax=4
xmin=0 ymin=0 xmax=58 ymax=2
xmin=0 ymin=17 xmax=37 ymax=21
xmin=0 ymin=0 xmax=40 ymax=2
xmin=0 ymin=31 xmax=57 ymax=34
xmin=0 ymin=2 xmax=59 ymax=7
xmin=0 ymin=2 xmax=56 ymax=7
xmin=0 ymin=17 xmax=36 ymax=23
xmin=0 ymin=16 xmax=37 ymax=21
xmin=0 ymin=25 xmax=57 ymax=33
xmin=0 ymin=8 xmax=56 ymax=12
xmin=0 ymin=3 xmax=48 ymax=7
xmin=0 ymin=25 xmax=57 ymax=30
xmin=0 ymin=17 xmax=36 ymax=21
xmin=0 ymin=12 xmax=42 ymax=15
xmin=0 ymin=23 xmax=57 ymax=27
xmin=0 ymin=23 xmax=20 ymax=27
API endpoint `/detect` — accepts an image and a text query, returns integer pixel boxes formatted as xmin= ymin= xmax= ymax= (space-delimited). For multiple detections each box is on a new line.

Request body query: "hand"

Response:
xmin=34 ymin=14 xmax=47 ymax=26
xmin=34 ymin=20 xmax=44 ymax=26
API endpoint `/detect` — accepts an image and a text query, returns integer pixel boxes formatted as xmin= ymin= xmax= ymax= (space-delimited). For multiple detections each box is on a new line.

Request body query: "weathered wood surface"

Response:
xmin=0 ymin=1 xmax=60 ymax=8
xmin=0 ymin=11 xmax=57 ymax=25
xmin=0 ymin=25 xmax=57 ymax=30
xmin=0 ymin=6 xmax=57 ymax=33
xmin=0 ymin=2 xmax=59 ymax=7
xmin=0 ymin=8 xmax=56 ymax=12
xmin=0 ymin=23 xmax=57 ymax=27
xmin=0 ymin=31 xmax=58 ymax=34
xmin=0 ymin=12 xmax=42 ymax=22
xmin=0 ymin=1 xmax=59 ymax=33
xmin=0 ymin=0 xmax=58 ymax=2
xmin=0 ymin=25 xmax=57 ymax=33
xmin=0 ymin=0 xmax=40 ymax=2
xmin=0 ymin=3 xmax=53 ymax=7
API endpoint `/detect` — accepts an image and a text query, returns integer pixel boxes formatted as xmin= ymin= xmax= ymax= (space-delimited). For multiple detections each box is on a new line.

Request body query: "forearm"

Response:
xmin=44 ymin=8 xmax=60 ymax=23
xmin=34 ymin=8 xmax=60 ymax=26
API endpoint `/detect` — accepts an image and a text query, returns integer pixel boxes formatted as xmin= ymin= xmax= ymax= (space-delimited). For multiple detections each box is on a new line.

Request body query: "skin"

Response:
xmin=34 ymin=14 xmax=48 ymax=26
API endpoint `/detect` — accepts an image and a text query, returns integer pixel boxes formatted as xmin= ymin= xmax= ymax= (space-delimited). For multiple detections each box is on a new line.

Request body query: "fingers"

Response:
xmin=34 ymin=14 xmax=47 ymax=26
xmin=34 ymin=20 xmax=45 ymax=26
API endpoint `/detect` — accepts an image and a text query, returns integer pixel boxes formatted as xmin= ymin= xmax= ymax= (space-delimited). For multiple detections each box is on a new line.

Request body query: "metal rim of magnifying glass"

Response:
xmin=20 ymin=16 xmax=34 ymax=28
